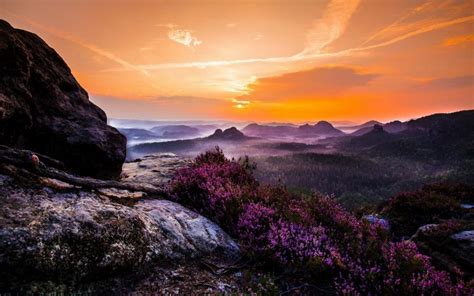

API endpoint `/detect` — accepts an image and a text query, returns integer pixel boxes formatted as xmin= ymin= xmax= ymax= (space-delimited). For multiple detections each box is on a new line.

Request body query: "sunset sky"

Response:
xmin=2 ymin=0 xmax=473 ymax=123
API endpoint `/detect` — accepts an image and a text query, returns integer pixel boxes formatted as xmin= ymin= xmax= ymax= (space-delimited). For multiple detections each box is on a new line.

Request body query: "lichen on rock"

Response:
xmin=0 ymin=174 xmax=239 ymax=290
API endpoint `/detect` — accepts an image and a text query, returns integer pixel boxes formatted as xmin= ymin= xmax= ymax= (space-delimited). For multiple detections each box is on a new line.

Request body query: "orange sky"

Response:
xmin=2 ymin=0 xmax=473 ymax=123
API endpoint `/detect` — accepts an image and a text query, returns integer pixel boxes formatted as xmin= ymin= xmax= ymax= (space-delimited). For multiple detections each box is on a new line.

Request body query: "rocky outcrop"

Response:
xmin=0 ymin=20 xmax=126 ymax=179
xmin=207 ymin=127 xmax=249 ymax=141
xmin=298 ymin=121 xmax=345 ymax=137
xmin=0 ymin=173 xmax=239 ymax=289
xmin=121 ymin=153 xmax=192 ymax=186
xmin=411 ymin=224 xmax=473 ymax=280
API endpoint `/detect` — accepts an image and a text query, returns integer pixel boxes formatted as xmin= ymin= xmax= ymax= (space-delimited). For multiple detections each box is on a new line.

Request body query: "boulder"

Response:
xmin=121 ymin=153 xmax=192 ymax=187
xmin=0 ymin=174 xmax=239 ymax=287
xmin=411 ymin=224 xmax=473 ymax=280
xmin=362 ymin=214 xmax=390 ymax=230
xmin=0 ymin=20 xmax=126 ymax=179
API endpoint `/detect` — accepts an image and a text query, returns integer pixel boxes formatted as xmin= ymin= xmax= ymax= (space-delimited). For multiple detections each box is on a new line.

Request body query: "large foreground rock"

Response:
xmin=0 ymin=174 xmax=239 ymax=288
xmin=0 ymin=20 xmax=126 ymax=179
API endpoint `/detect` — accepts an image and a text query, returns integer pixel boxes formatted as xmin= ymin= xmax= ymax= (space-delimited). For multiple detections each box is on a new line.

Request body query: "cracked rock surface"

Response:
xmin=0 ymin=173 xmax=239 ymax=290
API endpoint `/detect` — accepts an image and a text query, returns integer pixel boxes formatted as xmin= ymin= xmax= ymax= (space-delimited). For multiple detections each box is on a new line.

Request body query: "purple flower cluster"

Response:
xmin=167 ymin=148 xmax=471 ymax=295
xmin=267 ymin=220 xmax=336 ymax=269
xmin=169 ymin=150 xmax=257 ymax=231
xmin=335 ymin=240 xmax=468 ymax=295
xmin=237 ymin=202 xmax=276 ymax=253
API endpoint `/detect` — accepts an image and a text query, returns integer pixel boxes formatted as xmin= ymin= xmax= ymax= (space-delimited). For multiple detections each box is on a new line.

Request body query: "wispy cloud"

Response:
xmin=103 ymin=0 xmax=361 ymax=71
xmin=156 ymin=23 xmax=178 ymax=29
xmin=443 ymin=34 xmax=474 ymax=46
xmin=156 ymin=24 xmax=202 ymax=48
xmin=237 ymin=66 xmax=377 ymax=102
xmin=7 ymin=12 xmax=151 ymax=77
xmin=361 ymin=0 xmax=473 ymax=48
xmin=357 ymin=15 xmax=474 ymax=51
xmin=295 ymin=0 xmax=360 ymax=56
xmin=167 ymin=29 xmax=202 ymax=48
xmin=232 ymin=98 xmax=250 ymax=109
xmin=420 ymin=75 xmax=474 ymax=90
xmin=253 ymin=33 xmax=262 ymax=41
xmin=99 ymin=0 xmax=473 ymax=72
xmin=361 ymin=1 xmax=435 ymax=46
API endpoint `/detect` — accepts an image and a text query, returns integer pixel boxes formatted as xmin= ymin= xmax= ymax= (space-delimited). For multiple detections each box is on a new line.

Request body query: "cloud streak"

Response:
xmin=13 ymin=2 xmax=471 ymax=75
xmin=103 ymin=10 xmax=473 ymax=72
xmin=237 ymin=66 xmax=378 ymax=102
xmin=443 ymin=34 xmax=474 ymax=46
xmin=361 ymin=0 xmax=435 ymax=46
xmin=356 ymin=15 xmax=474 ymax=51
xmin=167 ymin=29 xmax=202 ymax=48
xmin=296 ymin=0 xmax=360 ymax=56
xmin=7 ymin=12 xmax=151 ymax=77
xmin=420 ymin=75 xmax=474 ymax=90
xmin=157 ymin=23 xmax=202 ymax=48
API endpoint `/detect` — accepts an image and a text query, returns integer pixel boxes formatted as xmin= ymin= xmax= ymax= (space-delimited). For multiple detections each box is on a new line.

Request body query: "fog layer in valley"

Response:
xmin=114 ymin=111 xmax=474 ymax=210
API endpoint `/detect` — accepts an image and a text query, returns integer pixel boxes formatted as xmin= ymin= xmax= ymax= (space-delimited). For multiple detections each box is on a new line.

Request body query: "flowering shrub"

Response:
xmin=169 ymin=148 xmax=257 ymax=232
xmin=167 ymin=148 xmax=471 ymax=295
xmin=267 ymin=220 xmax=335 ymax=271
xmin=382 ymin=184 xmax=468 ymax=237
xmin=335 ymin=241 xmax=466 ymax=295
xmin=237 ymin=202 xmax=276 ymax=253
xmin=381 ymin=241 xmax=464 ymax=295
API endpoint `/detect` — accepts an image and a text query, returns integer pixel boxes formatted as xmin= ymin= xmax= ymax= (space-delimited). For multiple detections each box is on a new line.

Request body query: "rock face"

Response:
xmin=121 ymin=153 xmax=191 ymax=186
xmin=0 ymin=20 xmax=126 ymax=179
xmin=298 ymin=121 xmax=344 ymax=137
xmin=412 ymin=224 xmax=473 ymax=280
xmin=207 ymin=127 xmax=249 ymax=141
xmin=0 ymin=174 xmax=239 ymax=287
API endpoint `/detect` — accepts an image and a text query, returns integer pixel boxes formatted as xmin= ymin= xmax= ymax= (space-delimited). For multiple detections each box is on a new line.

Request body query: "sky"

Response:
xmin=1 ymin=0 xmax=473 ymax=123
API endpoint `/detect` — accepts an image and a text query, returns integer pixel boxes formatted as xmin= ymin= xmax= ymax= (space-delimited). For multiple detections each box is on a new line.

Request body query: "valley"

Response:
xmin=117 ymin=110 xmax=474 ymax=210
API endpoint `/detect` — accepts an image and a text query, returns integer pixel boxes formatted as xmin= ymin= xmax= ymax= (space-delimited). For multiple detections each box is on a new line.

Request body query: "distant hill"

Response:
xmin=110 ymin=119 xmax=231 ymax=130
xmin=118 ymin=128 xmax=159 ymax=141
xmin=242 ymin=123 xmax=297 ymax=137
xmin=343 ymin=110 xmax=474 ymax=162
xmin=298 ymin=121 xmax=345 ymax=137
xmin=207 ymin=127 xmax=249 ymax=141
xmin=384 ymin=120 xmax=407 ymax=133
xmin=339 ymin=120 xmax=383 ymax=133
xmin=150 ymin=125 xmax=200 ymax=138
xmin=352 ymin=120 xmax=406 ymax=136
xmin=351 ymin=126 xmax=373 ymax=136
xmin=349 ymin=125 xmax=393 ymax=148
xmin=253 ymin=142 xmax=325 ymax=152
xmin=265 ymin=122 xmax=298 ymax=127
xmin=406 ymin=110 xmax=473 ymax=134
xmin=130 ymin=127 xmax=252 ymax=156
xmin=243 ymin=121 xmax=344 ymax=138
xmin=194 ymin=124 xmax=220 ymax=134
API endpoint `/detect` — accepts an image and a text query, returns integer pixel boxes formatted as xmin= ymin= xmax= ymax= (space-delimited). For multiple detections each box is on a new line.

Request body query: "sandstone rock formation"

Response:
xmin=412 ymin=224 xmax=473 ymax=280
xmin=121 ymin=153 xmax=192 ymax=187
xmin=0 ymin=172 xmax=239 ymax=289
xmin=0 ymin=20 xmax=126 ymax=179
